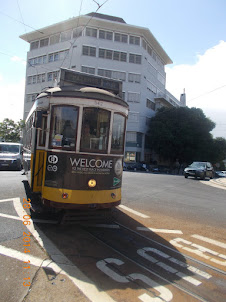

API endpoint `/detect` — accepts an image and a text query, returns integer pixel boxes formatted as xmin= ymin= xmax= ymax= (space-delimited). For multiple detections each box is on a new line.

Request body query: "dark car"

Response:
xmin=184 ymin=161 xmax=214 ymax=180
xmin=124 ymin=162 xmax=149 ymax=172
xmin=215 ymin=171 xmax=226 ymax=178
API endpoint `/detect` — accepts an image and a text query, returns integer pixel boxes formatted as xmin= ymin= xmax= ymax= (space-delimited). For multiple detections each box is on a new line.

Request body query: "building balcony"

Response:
xmin=154 ymin=90 xmax=181 ymax=109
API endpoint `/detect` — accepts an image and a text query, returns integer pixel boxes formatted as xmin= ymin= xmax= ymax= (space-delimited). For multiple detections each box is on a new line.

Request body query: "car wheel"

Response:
xmin=184 ymin=174 xmax=188 ymax=178
xmin=210 ymin=172 xmax=214 ymax=179
xmin=201 ymin=173 xmax=206 ymax=180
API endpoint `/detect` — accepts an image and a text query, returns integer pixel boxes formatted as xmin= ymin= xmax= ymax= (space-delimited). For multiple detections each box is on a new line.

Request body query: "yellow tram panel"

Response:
xmin=42 ymin=186 xmax=121 ymax=205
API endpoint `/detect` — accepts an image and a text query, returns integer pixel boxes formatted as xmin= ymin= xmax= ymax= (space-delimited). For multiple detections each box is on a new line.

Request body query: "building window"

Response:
xmin=61 ymin=30 xmax=72 ymax=42
xmin=126 ymin=132 xmax=136 ymax=142
xmin=146 ymin=99 xmax=155 ymax=111
xmin=98 ymin=69 xmax=126 ymax=81
xmin=99 ymin=48 xmax=127 ymax=62
xmin=127 ymin=92 xmax=140 ymax=103
xmin=114 ymin=33 xmax=128 ymax=43
xmin=50 ymin=33 xmax=60 ymax=45
xmin=128 ymin=73 xmax=141 ymax=83
xmin=99 ymin=30 xmax=113 ymax=40
xmin=85 ymin=27 xmax=97 ymax=37
xmin=129 ymin=53 xmax=142 ymax=64
xmin=147 ymin=80 xmax=157 ymax=94
xmin=27 ymin=73 xmax=45 ymax=85
xmin=47 ymin=71 xmax=59 ymax=82
xmin=30 ymin=41 xmax=39 ymax=50
xmin=48 ymin=50 xmax=69 ymax=63
xmin=40 ymin=38 xmax=49 ymax=48
xmin=73 ymin=27 xmax=83 ymax=38
xmin=28 ymin=55 xmax=47 ymax=66
xmin=147 ymin=45 xmax=152 ymax=56
xmin=142 ymin=39 xmax=147 ymax=50
xmin=157 ymin=72 xmax=165 ymax=85
xmin=81 ymin=66 xmax=95 ymax=75
xmin=26 ymin=94 xmax=38 ymax=103
xmin=128 ymin=112 xmax=139 ymax=122
xmin=82 ymin=45 xmax=96 ymax=57
xmin=125 ymin=152 xmax=136 ymax=162
xmin=129 ymin=35 xmax=140 ymax=45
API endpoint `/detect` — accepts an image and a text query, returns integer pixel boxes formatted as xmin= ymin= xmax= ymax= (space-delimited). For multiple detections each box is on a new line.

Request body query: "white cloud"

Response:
xmin=0 ymin=77 xmax=25 ymax=122
xmin=166 ymin=40 xmax=226 ymax=138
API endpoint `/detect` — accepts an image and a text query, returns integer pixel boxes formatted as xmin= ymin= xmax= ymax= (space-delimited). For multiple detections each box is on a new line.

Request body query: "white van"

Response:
xmin=0 ymin=142 xmax=23 ymax=170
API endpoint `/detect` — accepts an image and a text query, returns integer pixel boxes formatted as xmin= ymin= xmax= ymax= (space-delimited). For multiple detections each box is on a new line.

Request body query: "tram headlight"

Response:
xmin=88 ymin=179 xmax=96 ymax=188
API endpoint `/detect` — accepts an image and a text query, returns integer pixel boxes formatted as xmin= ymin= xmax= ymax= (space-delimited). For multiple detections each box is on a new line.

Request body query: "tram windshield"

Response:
xmin=80 ymin=108 xmax=110 ymax=152
xmin=50 ymin=105 xmax=78 ymax=149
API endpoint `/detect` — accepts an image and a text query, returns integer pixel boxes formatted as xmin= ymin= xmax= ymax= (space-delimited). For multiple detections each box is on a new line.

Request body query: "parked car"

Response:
xmin=184 ymin=161 xmax=214 ymax=180
xmin=215 ymin=171 xmax=226 ymax=178
xmin=123 ymin=162 xmax=149 ymax=172
xmin=0 ymin=142 xmax=23 ymax=170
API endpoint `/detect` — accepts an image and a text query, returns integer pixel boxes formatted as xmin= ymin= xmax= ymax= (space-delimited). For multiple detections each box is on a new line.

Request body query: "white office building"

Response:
xmin=20 ymin=12 xmax=185 ymax=163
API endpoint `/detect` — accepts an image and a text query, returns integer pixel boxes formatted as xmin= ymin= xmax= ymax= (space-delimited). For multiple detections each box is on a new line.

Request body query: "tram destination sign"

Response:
xmin=59 ymin=68 xmax=122 ymax=96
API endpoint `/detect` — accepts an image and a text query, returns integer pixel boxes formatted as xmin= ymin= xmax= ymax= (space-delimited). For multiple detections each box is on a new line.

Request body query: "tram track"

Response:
xmin=81 ymin=219 xmax=226 ymax=302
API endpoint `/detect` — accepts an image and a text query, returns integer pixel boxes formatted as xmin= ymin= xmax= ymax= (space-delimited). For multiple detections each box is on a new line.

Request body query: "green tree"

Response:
xmin=148 ymin=107 xmax=216 ymax=164
xmin=0 ymin=118 xmax=25 ymax=142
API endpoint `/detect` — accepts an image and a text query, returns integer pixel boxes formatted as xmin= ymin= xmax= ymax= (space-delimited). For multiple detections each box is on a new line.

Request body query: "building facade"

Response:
xmin=20 ymin=12 xmax=185 ymax=163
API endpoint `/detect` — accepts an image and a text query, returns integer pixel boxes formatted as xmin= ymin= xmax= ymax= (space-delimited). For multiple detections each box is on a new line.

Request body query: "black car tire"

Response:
xmin=184 ymin=174 xmax=188 ymax=178
xmin=201 ymin=173 xmax=206 ymax=180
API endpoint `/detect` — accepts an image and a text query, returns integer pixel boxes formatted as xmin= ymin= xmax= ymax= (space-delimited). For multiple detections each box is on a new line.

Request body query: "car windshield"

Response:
xmin=0 ymin=144 xmax=20 ymax=154
xmin=189 ymin=162 xmax=206 ymax=168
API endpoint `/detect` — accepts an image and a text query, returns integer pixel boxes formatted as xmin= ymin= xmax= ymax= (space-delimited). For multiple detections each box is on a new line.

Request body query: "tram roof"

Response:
xmin=36 ymin=85 xmax=129 ymax=108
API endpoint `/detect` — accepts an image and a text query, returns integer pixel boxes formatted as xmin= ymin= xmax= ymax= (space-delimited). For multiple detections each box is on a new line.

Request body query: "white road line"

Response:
xmin=0 ymin=198 xmax=15 ymax=203
xmin=137 ymin=227 xmax=183 ymax=234
xmin=119 ymin=205 xmax=150 ymax=218
xmin=191 ymin=234 xmax=226 ymax=249
xmin=10 ymin=197 xmax=116 ymax=302
xmin=0 ymin=213 xmax=21 ymax=220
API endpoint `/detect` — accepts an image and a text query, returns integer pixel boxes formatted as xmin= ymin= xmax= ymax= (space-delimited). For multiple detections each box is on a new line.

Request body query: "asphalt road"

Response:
xmin=0 ymin=170 xmax=225 ymax=302
xmin=122 ymin=171 xmax=226 ymax=229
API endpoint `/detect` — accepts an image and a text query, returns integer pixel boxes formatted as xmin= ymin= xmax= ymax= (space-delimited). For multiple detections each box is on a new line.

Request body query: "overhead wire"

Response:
xmin=0 ymin=10 xmax=44 ymax=34
xmin=188 ymin=84 xmax=226 ymax=103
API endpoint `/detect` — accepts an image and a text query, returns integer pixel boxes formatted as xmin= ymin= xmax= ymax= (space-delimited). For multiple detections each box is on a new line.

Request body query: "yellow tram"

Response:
xmin=23 ymin=69 xmax=128 ymax=211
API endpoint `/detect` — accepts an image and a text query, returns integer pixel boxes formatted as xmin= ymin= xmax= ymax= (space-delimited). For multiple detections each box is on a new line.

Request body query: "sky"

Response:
xmin=0 ymin=0 xmax=226 ymax=138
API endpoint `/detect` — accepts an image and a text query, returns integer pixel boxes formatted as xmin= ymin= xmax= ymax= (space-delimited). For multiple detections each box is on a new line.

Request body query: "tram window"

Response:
xmin=80 ymin=108 xmax=110 ymax=153
xmin=111 ymin=113 xmax=126 ymax=154
xmin=50 ymin=106 xmax=78 ymax=149
xmin=38 ymin=114 xmax=47 ymax=147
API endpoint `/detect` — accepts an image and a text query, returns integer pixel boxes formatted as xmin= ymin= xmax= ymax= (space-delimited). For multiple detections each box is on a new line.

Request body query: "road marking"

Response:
xmin=0 ymin=213 xmax=21 ymax=220
xmin=119 ymin=205 xmax=150 ymax=218
xmin=170 ymin=238 xmax=226 ymax=266
xmin=137 ymin=227 xmax=183 ymax=234
xmin=191 ymin=234 xmax=226 ymax=249
xmin=0 ymin=198 xmax=15 ymax=203
xmin=137 ymin=247 xmax=206 ymax=286
xmin=97 ymin=258 xmax=173 ymax=301
xmin=10 ymin=197 xmax=116 ymax=302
